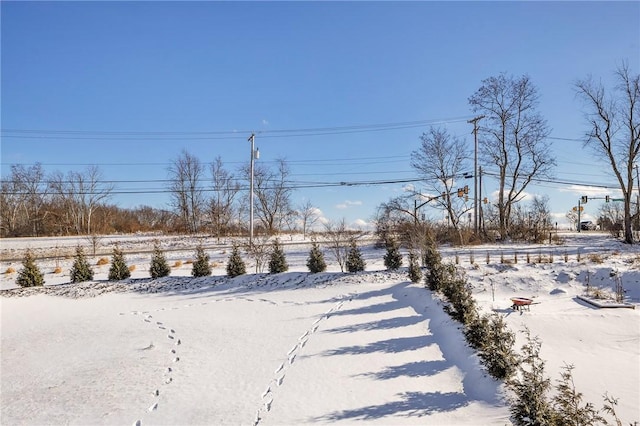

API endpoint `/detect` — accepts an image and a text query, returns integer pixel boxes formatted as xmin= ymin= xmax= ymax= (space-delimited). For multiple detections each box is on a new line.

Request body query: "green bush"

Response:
xmin=383 ymin=238 xmax=403 ymax=270
xmin=346 ymin=238 xmax=366 ymax=273
xmin=16 ymin=249 xmax=44 ymax=287
xmin=268 ymin=239 xmax=288 ymax=274
xmin=70 ymin=246 xmax=94 ymax=283
xmin=508 ymin=329 xmax=555 ymax=426
xmin=149 ymin=241 xmax=171 ymax=279
xmin=192 ymin=245 xmax=212 ymax=277
xmin=226 ymin=244 xmax=246 ymax=277
xmin=108 ymin=245 xmax=131 ymax=281
xmin=307 ymin=241 xmax=327 ymax=273
xmin=408 ymin=251 xmax=422 ymax=283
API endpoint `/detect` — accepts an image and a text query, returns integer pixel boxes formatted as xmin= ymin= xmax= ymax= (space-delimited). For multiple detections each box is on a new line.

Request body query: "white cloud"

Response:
xmin=350 ymin=219 xmax=374 ymax=230
xmin=558 ymin=185 xmax=620 ymax=199
xmin=335 ymin=200 xmax=362 ymax=210
xmin=261 ymin=119 xmax=269 ymax=126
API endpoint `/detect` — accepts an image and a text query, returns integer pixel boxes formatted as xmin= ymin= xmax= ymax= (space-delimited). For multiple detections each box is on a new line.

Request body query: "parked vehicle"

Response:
xmin=580 ymin=220 xmax=597 ymax=231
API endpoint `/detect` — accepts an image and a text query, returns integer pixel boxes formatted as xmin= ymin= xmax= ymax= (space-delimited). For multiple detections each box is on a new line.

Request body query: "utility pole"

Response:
xmin=248 ymin=133 xmax=256 ymax=245
xmin=468 ymin=115 xmax=484 ymax=234
xmin=479 ymin=166 xmax=484 ymax=234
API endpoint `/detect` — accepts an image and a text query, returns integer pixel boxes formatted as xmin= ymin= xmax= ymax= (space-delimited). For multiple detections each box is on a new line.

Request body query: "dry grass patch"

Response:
xmin=53 ymin=266 xmax=63 ymax=274
xmin=210 ymin=261 xmax=221 ymax=268
xmin=184 ymin=260 xmax=193 ymax=265
xmin=5 ymin=267 xmax=16 ymax=274
xmin=172 ymin=260 xmax=182 ymax=268
xmin=128 ymin=265 xmax=136 ymax=272
xmin=96 ymin=257 xmax=109 ymax=266
xmin=588 ymin=253 xmax=604 ymax=264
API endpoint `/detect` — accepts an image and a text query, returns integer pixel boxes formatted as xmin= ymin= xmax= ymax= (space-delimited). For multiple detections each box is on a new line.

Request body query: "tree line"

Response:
xmin=378 ymin=63 xmax=639 ymax=244
xmin=2 ymin=63 xmax=638 ymax=243
xmin=0 ymin=154 xmax=321 ymax=239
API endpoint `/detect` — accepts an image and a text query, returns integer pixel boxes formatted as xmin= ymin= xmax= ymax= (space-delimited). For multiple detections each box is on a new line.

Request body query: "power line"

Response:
xmin=0 ymin=116 xmax=473 ymax=141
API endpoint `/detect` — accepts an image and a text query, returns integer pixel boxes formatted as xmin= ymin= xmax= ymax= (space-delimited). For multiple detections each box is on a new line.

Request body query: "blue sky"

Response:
xmin=2 ymin=1 xmax=639 ymax=229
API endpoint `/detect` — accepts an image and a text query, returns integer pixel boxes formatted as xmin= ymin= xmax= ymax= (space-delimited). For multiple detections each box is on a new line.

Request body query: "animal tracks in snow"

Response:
xmin=125 ymin=309 xmax=184 ymax=426
xmin=252 ymin=292 xmax=356 ymax=425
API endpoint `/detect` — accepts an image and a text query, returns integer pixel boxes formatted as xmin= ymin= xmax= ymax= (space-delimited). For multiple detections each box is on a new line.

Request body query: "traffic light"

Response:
xmin=483 ymin=197 xmax=488 ymax=204
xmin=581 ymin=196 xmax=588 ymax=203
xmin=605 ymin=195 xmax=610 ymax=203
xmin=463 ymin=185 xmax=469 ymax=194
xmin=457 ymin=188 xmax=464 ymax=197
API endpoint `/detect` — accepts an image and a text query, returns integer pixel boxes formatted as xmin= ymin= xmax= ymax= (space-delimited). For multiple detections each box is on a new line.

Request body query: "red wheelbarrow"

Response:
xmin=510 ymin=297 xmax=534 ymax=311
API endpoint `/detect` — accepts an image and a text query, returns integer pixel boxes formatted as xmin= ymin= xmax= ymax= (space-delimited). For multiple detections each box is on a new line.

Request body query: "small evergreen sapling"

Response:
xmin=149 ymin=241 xmax=171 ymax=279
xmin=71 ymin=246 xmax=94 ymax=283
xmin=508 ymin=328 xmax=555 ymax=426
xmin=307 ymin=240 xmax=327 ymax=273
xmin=192 ymin=245 xmax=212 ymax=277
xmin=108 ymin=245 xmax=131 ymax=281
xmin=226 ymin=244 xmax=246 ymax=277
xmin=16 ymin=249 xmax=44 ymax=287
xmin=346 ymin=238 xmax=366 ymax=273
xmin=383 ymin=238 xmax=403 ymax=271
xmin=268 ymin=239 xmax=289 ymax=274
xmin=408 ymin=251 xmax=422 ymax=283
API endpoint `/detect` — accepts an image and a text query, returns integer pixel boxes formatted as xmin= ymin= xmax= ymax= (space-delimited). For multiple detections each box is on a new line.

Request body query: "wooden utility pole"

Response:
xmin=468 ymin=115 xmax=484 ymax=234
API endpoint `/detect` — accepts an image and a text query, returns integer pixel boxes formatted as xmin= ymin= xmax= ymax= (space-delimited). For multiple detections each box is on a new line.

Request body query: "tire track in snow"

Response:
xmin=252 ymin=292 xmax=356 ymax=426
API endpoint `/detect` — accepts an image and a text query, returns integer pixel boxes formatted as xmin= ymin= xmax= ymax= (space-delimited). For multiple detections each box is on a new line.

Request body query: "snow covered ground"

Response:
xmin=1 ymin=232 xmax=639 ymax=425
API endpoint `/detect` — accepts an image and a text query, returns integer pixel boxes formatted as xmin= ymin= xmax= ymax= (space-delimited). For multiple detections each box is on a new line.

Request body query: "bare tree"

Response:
xmin=0 ymin=177 xmax=22 ymax=236
xmin=411 ymin=127 xmax=471 ymax=244
xmin=168 ymin=150 xmax=205 ymax=234
xmin=47 ymin=166 xmax=113 ymax=235
xmin=297 ymin=200 xmax=320 ymax=239
xmin=322 ymin=218 xmax=365 ymax=272
xmin=576 ymin=63 xmax=639 ymax=243
xmin=598 ymin=200 xmax=624 ymax=232
xmin=209 ymin=156 xmax=240 ymax=241
xmin=11 ymin=163 xmax=49 ymax=236
xmin=242 ymin=158 xmax=292 ymax=235
xmin=469 ymin=73 xmax=554 ymax=239
xmin=566 ymin=209 xmax=579 ymax=232
xmin=81 ymin=165 xmax=113 ymax=235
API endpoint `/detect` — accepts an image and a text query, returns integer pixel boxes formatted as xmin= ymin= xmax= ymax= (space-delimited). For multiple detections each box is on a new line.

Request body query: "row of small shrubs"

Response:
xmin=12 ymin=238 xmax=371 ymax=287
xmin=424 ymin=243 xmax=627 ymax=425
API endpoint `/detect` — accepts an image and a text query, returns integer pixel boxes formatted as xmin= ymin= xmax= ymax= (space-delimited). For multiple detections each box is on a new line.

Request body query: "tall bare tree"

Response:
xmin=243 ymin=158 xmax=292 ymax=235
xmin=209 ymin=156 xmax=240 ymax=240
xmin=576 ymin=63 xmax=639 ymax=243
xmin=297 ymin=200 xmax=320 ymax=239
xmin=47 ymin=165 xmax=113 ymax=235
xmin=168 ymin=150 xmax=205 ymax=233
xmin=411 ymin=127 xmax=471 ymax=244
xmin=469 ymin=73 xmax=553 ymax=239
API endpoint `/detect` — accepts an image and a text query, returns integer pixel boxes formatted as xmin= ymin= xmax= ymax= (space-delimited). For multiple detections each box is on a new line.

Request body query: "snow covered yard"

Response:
xmin=1 ymin=232 xmax=639 ymax=424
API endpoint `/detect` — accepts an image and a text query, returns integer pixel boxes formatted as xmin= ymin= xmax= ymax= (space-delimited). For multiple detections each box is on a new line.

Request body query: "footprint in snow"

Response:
xmin=170 ymin=329 xmax=176 ymax=334
xmin=153 ymin=389 xmax=159 ymax=396
xmin=261 ymin=386 xmax=271 ymax=398
xmin=144 ymin=319 xmax=151 ymax=323
xmin=140 ymin=342 xmax=154 ymax=351
xmin=165 ymin=367 xmax=172 ymax=374
xmin=133 ymin=420 xmax=141 ymax=426
xmin=165 ymin=377 xmax=172 ymax=384
xmin=148 ymin=402 xmax=158 ymax=412
xmin=288 ymin=354 xmax=296 ymax=365
xmin=158 ymin=326 xmax=166 ymax=330
xmin=274 ymin=363 xmax=284 ymax=374
xmin=173 ymin=357 xmax=180 ymax=363
xmin=286 ymin=345 xmax=298 ymax=356
xmin=156 ymin=321 xmax=163 ymax=325
xmin=168 ymin=335 xmax=174 ymax=340
xmin=171 ymin=349 xmax=176 ymax=354
xmin=276 ymin=376 xmax=284 ymax=386
xmin=175 ymin=339 xmax=181 ymax=345
xmin=300 ymin=339 xmax=307 ymax=348
xmin=264 ymin=399 xmax=272 ymax=412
